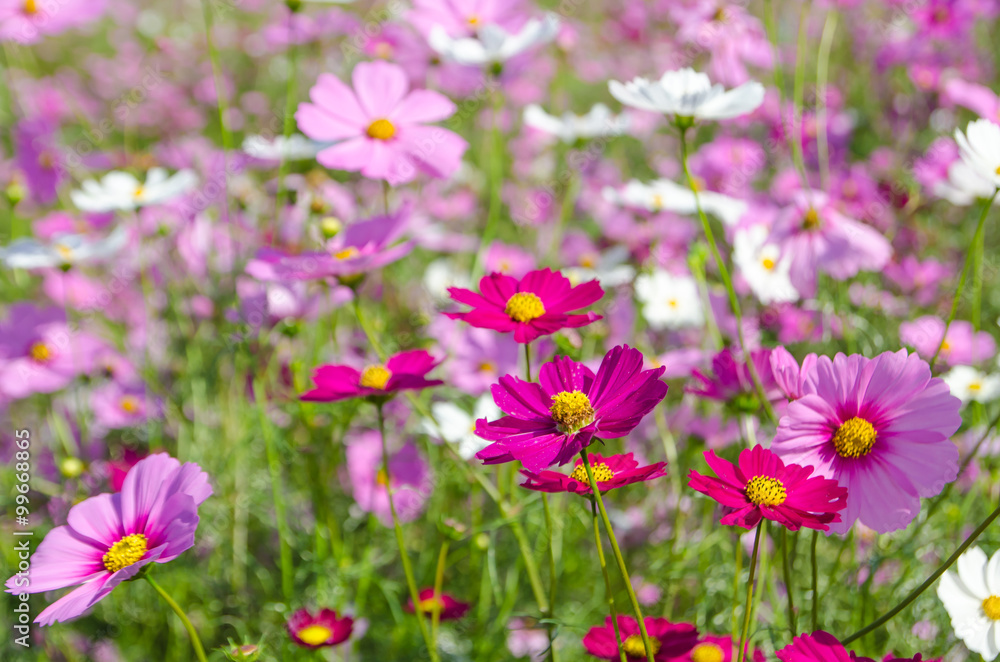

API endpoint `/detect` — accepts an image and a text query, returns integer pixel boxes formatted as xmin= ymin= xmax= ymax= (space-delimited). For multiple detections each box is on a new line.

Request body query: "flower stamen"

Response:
xmin=983 ymin=596 xmax=1000 ymax=620
xmin=29 ymin=342 xmax=52 ymax=363
xmin=366 ymin=118 xmax=396 ymax=141
xmin=297 ymin=625 xmax=333 ymax=646
xmin=360 ymin=365 xmax=391 ymax=390
xmin=832 ymin=416 xmax=877 ymax=458
xmin=570 ymin=462 xmax=614 ymax=483
xmin=745 ymin=475 xmax=787 ymax=506
xmin=504 ymin=292 xmax=546 ymax=322
xmin=549 ymin=391 xmax=595 ymax=433
xmin=103 ymin=533 xmax=147 ymax=573
xmin=691 ymin=643 xmax=725 ymax=662
xmin=621 ymin=634 xmax=660 ymax=658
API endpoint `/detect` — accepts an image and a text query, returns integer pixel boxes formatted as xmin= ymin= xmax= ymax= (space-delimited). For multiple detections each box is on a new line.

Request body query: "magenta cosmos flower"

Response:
xmin=771 ymin=350 xmax=962 ymax=534
xmin=688 ymin=445 xmax=848 ymax=532
xmin=5 ymin=454 xmax=211 ymax=625
xmin=475 ymin=345 xmax=667 ymax=472
xmin=406 ymin=588 xmax=470 ymax=620
xmin=295 ymin=61 xmax=468 ymax=185
xmin=520 ymin=452 xmax=666 ymax=495
xmin=301 ymin=349 xmax=443 ymax=403
xmin=446 ymin=268 xmax=604 ymax=344
xmin=583 ymin=616 xmax=698 ymax=661
xmin=287 ymin=608 xmax=353 ymax=649
xmin=776 ymin=631 xmax=937 ymax=662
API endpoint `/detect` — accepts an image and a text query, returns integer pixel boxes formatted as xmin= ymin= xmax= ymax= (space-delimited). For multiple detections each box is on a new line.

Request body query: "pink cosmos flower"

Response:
xmin=345 ymin=431 xmax=432 ymax=526
xmin=520 ymin=452 xmax=666 ymax=495
xmin=771 ymin=350 xmax=962 ymax=533
xmin=90 ymin=383 xmax=158 ymax=430
xmin=0 ymin=0 xmax=107 ymax=45
xmin=776 ymin=631 xmax=937 ymax=662
xmin=475 ymin=345 xmax=667 ymax=472
xmin=287 ymin=608 xmax=353 ymax=649
xmin=5 ymin=454 xmax=211 ymax=625
xmin=295 ymin=61 xmax=468 ymax=185
xmin=300 ymin=349 xmax=443 ymax=403
xmin=446 ymin=268 xmax=604 ymax=344
xmin=14 ymin=119 xmax=62 ymax=204
xmin=688 ymin=445 xmax=848 ymax=532
xmin=405 ymin=588 xmax=470 ymax=620
xmin=687 ymin=347 xmax=786 ymax=414
xmin=407 ymin=0 xmax=527 ymax=38
xmin=899 ymin=316 xmax=996 ymax=366
xmin=582 ymin=615 xmax=698 ymax=661
xmin=770 ymin=346 xmax=819 ymax=401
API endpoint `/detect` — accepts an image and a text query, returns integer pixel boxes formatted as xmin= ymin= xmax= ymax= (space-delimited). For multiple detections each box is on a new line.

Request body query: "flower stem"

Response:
xmin=592 ymin=498 xmax=627 ymax=662
xmin=353 ymin=297 xmax=387 ymax=361
xmin=810 ymin=529 xmax=819 ymax=632
xmin=524 ymin=342 xmax=533 ymax=382
xmin=473 ymin=85 xmax=505 ymax=278
xmin=815 ymin=10 xmax=838 ymax=190
xmin=678 ymin=127 xmax=777 ymax=425
xmin=580 ymin=447 xmax=655 ymax=662
xmin=842 ymin=500 xmax=1000 ymax=645
xmin=274 ymin=17 xmax=299 ymax=244
xmin=430 ymin=540 xmax=449 ymax=655
xmin=930 ymin=188 xmax=999 ymax=369
xmin=145 ymin=576 xmax=209 ymax=662
xmin=376 ymin=404 xmax=439 ymax=662
xmin=254 ymin=377 xmax=294 ymax=603
xmin=737 ymin=523 xmax=763 ymax=662
xmin=542 ymin=493 xmax=560 ymax=662
xmin=781 ymin=528 xmax=797 ymax=635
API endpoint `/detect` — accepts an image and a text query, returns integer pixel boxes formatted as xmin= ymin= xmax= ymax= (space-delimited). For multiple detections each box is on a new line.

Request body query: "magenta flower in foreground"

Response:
xmin=582 ymin=615 xmax=698 ymax=661
xmin=475 ymin=345 xmax=667 ymax=472
xmin=301 ymin=349 xmax=443 ymax=402
xmin=406 ymin=588 xmax=470 ymax=620
xmin=5 ymin=454 xmax=211 ymax=625
xmin=776 ymin=631 xmax=937 ymax=662
xmin=688 ymin=445 xmax=847 ymax=532
xmin=287 ymin=608 xmax=353 ymax=649
xmin=446 ymin=268 xmax=604 ymax=344
xmin=520 ymin=452 xmax=666 ymax=495
xmin=771 ymin=350 xmax=962 ymax=534
xmin=295 ymin=61 xmax=468 ymax=184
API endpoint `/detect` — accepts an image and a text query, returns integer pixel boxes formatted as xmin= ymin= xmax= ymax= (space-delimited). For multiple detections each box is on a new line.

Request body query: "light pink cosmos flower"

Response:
xmin=771 ymin=350 xmax=962 ymax=534
xmin=0 ymin=0 xmax=106 ymax=45
xmin=407 ymin=0 xmax=527 ymax=38
xmin=899 ymin=316 xmax=996 ymax=367
xmin=5 ymin=454 xmax=211 ymax=625
xmin=295 ymin=61 xmax=468 ymax=185
xmin=345 ymin=431 xmax=432 ymax=526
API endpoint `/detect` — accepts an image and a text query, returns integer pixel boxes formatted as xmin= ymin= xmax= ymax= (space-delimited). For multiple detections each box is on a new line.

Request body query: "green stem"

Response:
xmin=790 ymin=0 xmax=812 ymax=182
xmin=199 ymin=0 xmax=232 ymax=223
xmin=931 ymin=189 xmax=999 ymax=369
xmin=353 ymin=297 xmax=387 ymax=360
xmin=815 ymin=11 xmax=838 ymax=190
xmin=781 ymin=529 xmax=797 ymax=635
xmin=580 ymin=448 xmax=655 ymax=662
xmin=678 ymin=127 xmax=777 ymax=425
xmin=473 ymin=85 xmax=504 ymax=278
xmin=737 ymin=523 xmax=764 ymax=662
xmin=377 ymin=404 xmax=439 ymax=662
xmin=542 ymin=494 xmax=559 ymax=662
xmin=430 ymin=540 xmax=450 ymax=655
xmin=810 ymin=529 xmax=819 ymax=632
xmin=593 ymin=498 xmax=627 ymax=662
xmin=525 ymin=342 xmax=533 ymax=383
xmin=274 ymin=19 xmax=299 ymax=243
xmin=842 ymin=500 xmax=1000 ymax=644
xmin=145 ymin=576 xmax=209 ymax=662
xmin=255 ymin=378 xmax=294 ymax=603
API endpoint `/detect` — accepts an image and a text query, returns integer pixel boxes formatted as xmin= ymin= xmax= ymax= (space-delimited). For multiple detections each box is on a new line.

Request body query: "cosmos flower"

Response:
xmin=0 ymin=0 xmax=107 ymax=45
xmin=13 ymin=119 xmax=62 ymax=204
xmin=688 ymin=445 xmax=848 ymax=532
xmin=0 ymin=226 xmax=127 ymax=269
xmin=937 ymin=546 xmax=1000 ymax=661
xmin=523 ymin=103 xmax=630 ymax=143
xmin=582 ymin=615 xmax=698 ymax=661
xmin=941 ymin=366 xmax=1000 ymax=406
xmin=899 ymin=316 xmax=996 ymax=367
xmin=295 ymin=61 xmax=467 ymax=185
xmin=286 ymin=608 xmax=353 ymax=649
xmin=300 ymin=349 xmax=443 ymax=403
xmin=241 ymin=134 xmax=326 ymax=161
xmin=406 ymin=588 xmax=470 ymax=620
xmin=345 ymin=431 xmax=432 ymax=526
xmin=955 ymin=119 xmax=1000 ymax=191
xmin=671 ymin=633 xmax=766 ymax=662
xmin=519 ymin=452 xmax=666 ymax=495
xmin=776 ymin=631 xmax=936 ymax=662
xmin=608 ymin=68 xmax=764 ymax=121
xmin=603 ymin=179 xmax=748 ymax=226
xmin=428 ymin=13 xmax=560 ymax=66
xmin=4 ymin=454 xmax=211 ymax=625
xmin=407 ymin=0 xmax=528 ymax=38
xmin=70 ymin=169 xmax=197 ymax=213
xmin=771 ymin=350 xmax=962 ymax=534
xmin=634 ymin=270 xmax=703 ymax=330
xmin=90 ymin=382 xmax=158 ymax=430
xmin=733 ymin=223 xmax=799 ymax=304
xmin=445 ymin=268 xmax=603 ymax=344
xmin=475 ymin=345 xmax=667 ymax=472
xmin=687 ymin=347 xmax=786 ymax=414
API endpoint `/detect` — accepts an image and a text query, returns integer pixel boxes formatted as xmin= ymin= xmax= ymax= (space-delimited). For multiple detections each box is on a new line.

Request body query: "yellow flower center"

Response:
xmin=970 ymin=382 xmax=982 ymax=391
xmin=120 ymin=396 xmax=141 ymax=414
xmin=622 ymin=634 xmax=660 ymax=658
xmin=667 ymin=298 xmax=679 ymax=308
xmin=940 ymin=340 xmax=951 ymax=352
xmin=134 ymin=185 xmax=144 ymax=200
xmin=569 ymin=462 xmax=614 ymax=483
xmin=744 ymin=475 xmax=787 ymax=506
xmin=832 ymin=416 xmax=877 ymax=458
xmin=477 ymin=360 xmax=496 ymax=374
xmin=103 ymin=533 xmax=147 ymax=573
xmin=366 ymin=118 xmax=396 ymax=141
xmin=360 ymin=365 xmax=391 ymax=390
xmin=761 ymin=257 xmax=776 ymax=270
xmin=504 ymin=292 xmax=546 ymax=322
xmin=692 ymin=643 xmax=725 ymax=662
xmin=29 ymin=342 xmax=52 ymax=363
xmin=24 ymin=0 xmax=36 ymax=14
xmin=55 ymin=244 xmax=74 ymax=259
xmin=651 ymin=194 xmax=664 ymax=209
xmin=983 ymin=596 xmax=1000 ymax=620
xmin=296 ymin=624 xmax=333 ymax=646
xmin=549 ymin=390 xmax=595 ymax=432
xmin=579 ymin=253 xmax=598 ymax=269
xmin=712 ymin=7 xmax=727 ymax=21
xmin=995 ymin=165 xmax=1000 ymax=176
xmin=419 ymin=595 xmax=445 ymax=614
xmin=468 ymin=15 xmax=480 ymax=25
xmin=376 ymin=468 xmax=390 ymax=486
xmin=802 ymin=207 xmax=821 ymax=230
xmin=334 ymin=246 xmax=359 ymax=260
xmin=374 ymin=42 xmax=394 ymax=59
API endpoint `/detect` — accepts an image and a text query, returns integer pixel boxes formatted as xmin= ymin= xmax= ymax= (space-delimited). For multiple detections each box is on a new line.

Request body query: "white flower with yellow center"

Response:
xmin=955 ymin=119 xmax=1000 ymax=191
xmin=603 ymin=179 xmax=747 ymax=226
xmin=422 ymin=395 xmax=500 ymax=460
xmin=522 ymin=103 xmax=629 ymax=143
xmin=942 ymin=366 xmax=1000 ymax=406
xmin=0 ymin=226 xmax=128 ymax=269
xmin=563 ymin=246 xmax=635 ymax=288
xmin=634 ymin=269 xmax=703 ymax=330
xmin=938 ymin=546 xmax=1000 ymax=660
xmin=428 ymin=13 xmax=560 ymax=66
xmin=934 ymin=158 xmax=1000 ymax=206
xmin=609 ymin=67 xmax=764 ymax=121
xmin=71 ymin=168 xmax=197 ymax=212
xmin=733 ymin=224 xmax=799 ymax=304
xmin=241 ymin=134 xmax=327 ymax=161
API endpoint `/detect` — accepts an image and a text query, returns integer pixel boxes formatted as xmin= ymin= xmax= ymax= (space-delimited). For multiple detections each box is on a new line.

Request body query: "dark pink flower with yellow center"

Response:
xmin=776 ymin=631 xmax=938 ymax=662
xmin=445 ymin=268 xmax=604 ymax=344
xmin=4 ymin=454 xmax=211 ymax=625
xmin=475 ymin=345 xmax=668 ymax=472
xmin=771 ymin=350 xmax=962 ymax=534
xmin=671 ymin=633 xmax=766 ymax=662
xmin=519 ymin=452 xmax=666 ymax=495
xmin=405 ymin=588 xmax=470 ymax=620
xmin=687 ymin=445 xmax=847 ymax=532
xmin=286 ymin=608 xmax=353 ymax=649
xmin=300 ymin=349 xmax=443 ymax=403
xmin=582 ymin=615 xmax=698 ymax=661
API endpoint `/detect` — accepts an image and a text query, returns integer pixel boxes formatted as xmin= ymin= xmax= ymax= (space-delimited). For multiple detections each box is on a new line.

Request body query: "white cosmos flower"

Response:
xmin=934 ymin=158 xmax=1000 ymax=206
xmin=423 ymin=258 xmax=471 ymax=302
xmin=0 ymin=226 xmax=128 ymax=269
xmin=732 ymin=224 xmax=799 ymax=304
xmin=942 ymin=366 xmax=1000 ymax=405
xmin=242 ymin=134 xmax=327 ymax=161
xmin=937 ymin=546 xmax=1000 ymax=660
xmin=955 ymin=119 xmax=1000 ymax=191
xmin=422 ymin=395 xmax=501 ymax=460
xmin=71 ymin=168 xmax=197 ymax=213
xmin=563 ymin=245 xmax=635 ymax=288
xmin=634 ymin=269 xmax=703 ymax=330
xmin=522 ymin=103 xmax=629 ymax=143
xmin=609 ymin=68 xmax=764 ymax=120
xmin=603 ymin=179 xmax=747 ymax=226
xmin=429 ymin=13 xmax=560 ymax=66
